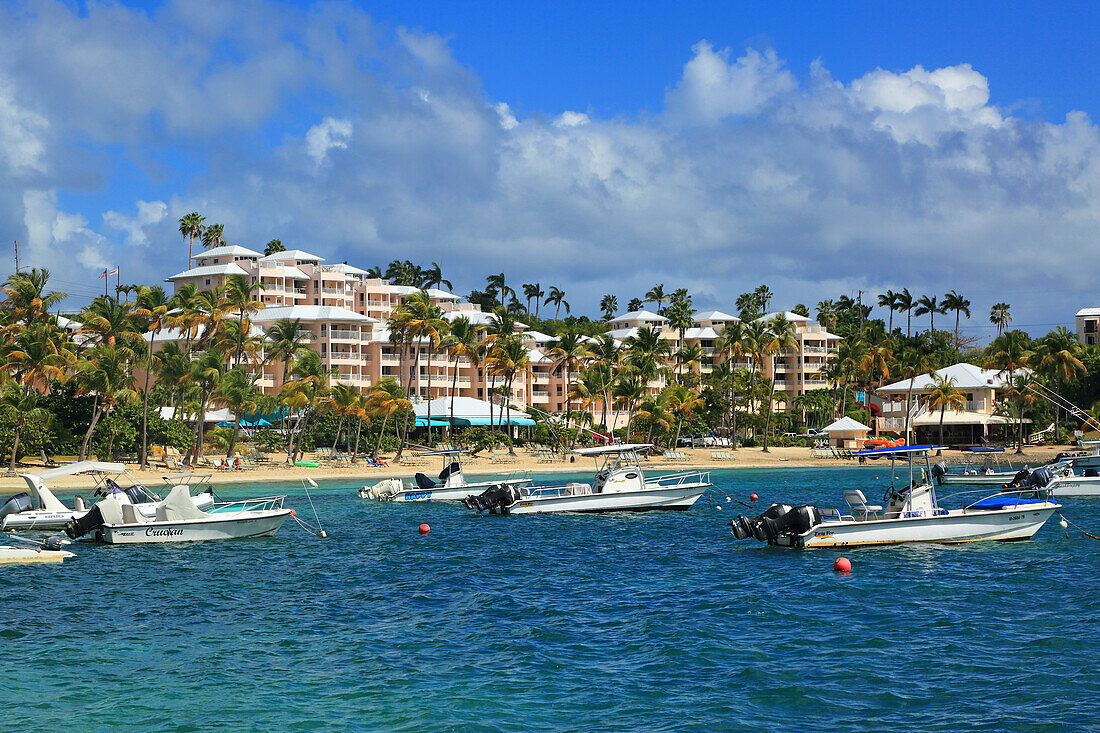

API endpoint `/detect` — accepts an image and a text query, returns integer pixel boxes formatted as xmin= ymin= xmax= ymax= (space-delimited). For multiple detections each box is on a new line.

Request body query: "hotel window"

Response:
xmin=477 ymin=388 xmax=483 ymax=399
xmin=205 ymin=279 xmax=211 ymax=286
xmin=320 ymin=343 xmax=327 ymax=354
xmin=313 ymin=281 xmax=319 ymax=292
xmin=320 ymin=324 xmax=327 ymax=336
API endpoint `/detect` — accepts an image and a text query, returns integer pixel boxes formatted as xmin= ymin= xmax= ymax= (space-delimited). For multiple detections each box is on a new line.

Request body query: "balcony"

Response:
xmin=381 ymin=354 xmax=401 ymax=363
xmin=329 ymin=351 xmax=360 ymax=363
xmin=329 ymin=330 xmax=361 ymax=341
xmin=804 ymin=346 xmax=827 ymax=354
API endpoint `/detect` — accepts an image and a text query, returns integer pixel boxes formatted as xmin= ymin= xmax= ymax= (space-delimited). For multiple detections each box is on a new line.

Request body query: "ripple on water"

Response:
xmin=3 ymin=467 xmax=1099 ymax=731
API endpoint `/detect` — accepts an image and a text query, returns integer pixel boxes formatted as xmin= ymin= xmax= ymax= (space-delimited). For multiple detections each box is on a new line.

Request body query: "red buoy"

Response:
xmin=750 ymin=493 xmax=759 ymax=502
xmin=289 ymin=509 xmax=297 ymax=517
xmin=833 ymin=557 xmax=851 ymax=573
xmin=418 ymin=523 xmax=431 ymax=535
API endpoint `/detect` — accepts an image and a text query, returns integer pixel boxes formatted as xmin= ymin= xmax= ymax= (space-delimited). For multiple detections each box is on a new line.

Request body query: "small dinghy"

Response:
xmin=64 ymin=485 xmax=292 ymax=544
xmin=1 ymin=462 xmax=213 ymax=530
xmin=0 ymin=534 xmax=75 ymax=565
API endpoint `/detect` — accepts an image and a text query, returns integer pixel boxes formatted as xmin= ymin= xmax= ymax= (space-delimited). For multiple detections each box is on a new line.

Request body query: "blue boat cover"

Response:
xmin=966 ymin=496 xmax=1048 ymax=510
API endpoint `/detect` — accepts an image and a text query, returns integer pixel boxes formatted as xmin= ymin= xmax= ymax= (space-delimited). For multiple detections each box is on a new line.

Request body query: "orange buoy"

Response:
xmin=833 ymin=557 xmax=851 ymax=573
xmin=418 ymin=523 xmax=431 ymax=535
xmin=289 ymin=509 xmax=297 ymax=516
xmin=750 ymin=493 xmax=759 ymax=502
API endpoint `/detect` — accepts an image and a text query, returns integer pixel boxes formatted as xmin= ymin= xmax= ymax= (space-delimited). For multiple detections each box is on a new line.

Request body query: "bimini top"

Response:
xmin=574 ymin=443 xmax=653 ymax=456
xmin=419 ymin=449 xmax=464 ymax=456
xmin=22 ymin=461 xmax=127 ymax=482
xmin=853 ymin=445 xmax=942 ymax=457
xmin=962 ymin=446 xmax=1005 ymax=453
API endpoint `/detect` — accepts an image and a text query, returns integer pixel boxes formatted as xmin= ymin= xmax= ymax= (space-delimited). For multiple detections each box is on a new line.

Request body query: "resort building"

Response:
xmin=875 ymin=363 xmax=1026 ymax=446
xmin=1075 ymin=308 xmax=1100 ymax=346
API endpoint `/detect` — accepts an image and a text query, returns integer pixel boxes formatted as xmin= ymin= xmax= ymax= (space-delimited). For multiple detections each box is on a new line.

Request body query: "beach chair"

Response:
xmin=843 ymin=490 xmax=882 ymax=520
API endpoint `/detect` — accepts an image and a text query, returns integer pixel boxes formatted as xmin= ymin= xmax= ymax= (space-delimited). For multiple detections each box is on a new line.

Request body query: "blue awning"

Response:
xmin=452 ymin=416 xmax=536 ymax=427
xmin=415 ymin=417 xmax=451 ymax=427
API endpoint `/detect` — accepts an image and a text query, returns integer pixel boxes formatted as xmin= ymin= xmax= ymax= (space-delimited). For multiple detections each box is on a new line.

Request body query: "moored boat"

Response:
xmin=932 ymin=446 xmax=1019 ymax=486
xmin=729 ymin=446 xmax=1059 ymax=549
xmin=462 ymin=443 xmax=710 ymax=515
xmin=359 ymin=449 xmax=531 ymax=502
xmin=1 ymin=462 xmax=214 ymax=531
xmin=0 ymin=534 xmax=75 ymax=564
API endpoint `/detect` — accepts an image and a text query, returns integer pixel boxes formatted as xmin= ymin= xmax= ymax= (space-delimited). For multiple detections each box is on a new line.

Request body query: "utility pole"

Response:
xmin=857 ymin=290 xmax=864 ymax=335
xmin=13 ymin=239 xmax=18 ymax=272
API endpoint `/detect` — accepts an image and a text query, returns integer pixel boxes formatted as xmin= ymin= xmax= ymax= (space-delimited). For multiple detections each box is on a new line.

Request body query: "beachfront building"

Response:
xmin=875 ymin=363 xmax=1026 ymax=446
xmin=1075 ymin=308 xmax=1100 ymax=346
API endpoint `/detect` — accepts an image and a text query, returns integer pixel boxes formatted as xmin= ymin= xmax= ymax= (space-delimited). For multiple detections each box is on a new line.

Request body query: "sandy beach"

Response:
xmin=0 ymin=444 xmax=1072 ymax=492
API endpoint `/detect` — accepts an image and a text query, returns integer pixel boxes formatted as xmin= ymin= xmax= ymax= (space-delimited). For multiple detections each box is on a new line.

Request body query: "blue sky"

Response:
xmin=3 ymin=0 xmax=1099 ymax=340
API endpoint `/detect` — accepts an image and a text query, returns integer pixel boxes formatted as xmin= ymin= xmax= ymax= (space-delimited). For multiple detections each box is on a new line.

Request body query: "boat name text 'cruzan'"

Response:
xmin=145 ymin=527 xmax=186 ymax=537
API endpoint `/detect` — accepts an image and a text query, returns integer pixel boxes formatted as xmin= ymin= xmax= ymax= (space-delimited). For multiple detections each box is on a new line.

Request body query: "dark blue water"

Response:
xmin=4 ymin=467 xmax=1099 ymax=732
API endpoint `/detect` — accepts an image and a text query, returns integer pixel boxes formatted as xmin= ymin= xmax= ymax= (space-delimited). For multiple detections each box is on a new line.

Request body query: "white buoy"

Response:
xmin=715 ymin=505 xmax=722 ymax=511
xmin=1060 ymin=519 xmax=1069 ymax=529
xmin=725 ymin=496 xmax=731 ymax=502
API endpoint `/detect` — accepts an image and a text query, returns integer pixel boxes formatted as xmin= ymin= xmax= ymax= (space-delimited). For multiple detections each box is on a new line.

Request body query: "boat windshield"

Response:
xmin=594 ymin=449 xmax=643 ymax=473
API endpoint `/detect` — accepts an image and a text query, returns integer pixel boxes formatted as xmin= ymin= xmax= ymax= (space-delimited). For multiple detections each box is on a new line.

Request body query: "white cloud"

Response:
xmin=554 ymin=111 xmax=590 ymax=128
xmin=305 ymin=117 xmax=353 ymax=165
xmin=0 ymin=78 xmax=48 ymax=173
xmin=103 ymin=200 xmax=168 ymax=246
xmin=665 ymin=43 xmax=796 ymax=123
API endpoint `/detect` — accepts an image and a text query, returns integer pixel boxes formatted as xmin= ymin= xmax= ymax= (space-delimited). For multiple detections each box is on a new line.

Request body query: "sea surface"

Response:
xmin=4 ymin=465 xmax=1099 ymax=732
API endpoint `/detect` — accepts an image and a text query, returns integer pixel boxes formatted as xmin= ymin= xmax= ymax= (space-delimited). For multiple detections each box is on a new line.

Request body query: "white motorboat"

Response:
xmin=359 ymin=449 xmax=531 ymax=502
xmin=64 ymin=485 xmax=292 ymax=544
xmin=1 ymin=462 xmax=214 ymax=531
xmin=933 ymin=447 xmax=1019 ymax=486
xmin=462 ymin=443 xmax=710 ymax=515
xmin=729 ymin=446 xmax=1059 ymax=549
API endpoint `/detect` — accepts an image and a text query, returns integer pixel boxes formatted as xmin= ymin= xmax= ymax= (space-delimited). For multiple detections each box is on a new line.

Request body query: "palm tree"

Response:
xmin=613 ymin=375 xmax=646 ymax=441
xmin=815 ymin=300 xmax=837 ymax=332
xmin=366 ymin=378 xmax=411 ymax=459
xmin=919 ymin=375 xmax=967 ymax=446
xmin=545 ymin=286 xmax=569 ymax=320
xmin=263 ymin=239 xmax=285 ymax=256
xmin=645 ymin=284 xmax=669 ymax=315
xmin=664 ymin=299 xmax=695 ymax=380
xmin=80 ymin=295 xmax=142 ymax=348
xmin=665 ymin=384 xmax=704 ymax=449
xmin=549 ymin=331 xmax=593 ymax=447
xmin=942 ymin=290 xmax=971 ymax=344
xmin=178 ymin=212 xmax=205 ymax=267
xmin=265 ymin=318 xmax=315 ymax=383
xmin=0 ymin=383 xmax=52 ymax=471
xmin=715 ymin=321 xmax=745 ymax=449
xmin=74 ymin=345 xmax=139 ymax=461
xmin=624 ymin=326 xmax=672 ymax=385
xmin=438 ymin=315 xmax=479 ymax=428
xmin=522 ymin=283 xmax=544 ymax=317
xmin=985 ymin=330 xmax=1034 ymax=452
xmin=877 ymin=290 xmax=899 ymax=332
xmin=322 ymin=382 xmax=362 ymax=452
xmin=485 ymin=273 xmax=514 ymax=307
xmin=914 ymin=294 xmax=943 ymax=332
xmin=222 ymin=274 xmax=266 ymax=366
xmin=896 ymin=288 xmax=914 ymax=336
xmin=2 ymin=268 xmax=67 ymax=327
xmin=895 ymin=346 xmax=935 ymax=445
xmin=182 ymin=349 xmax=228 ymax=464
xmin=422 ymin=262 xmax=453 ymax=291
xmin=485 ymin=336 xmax=530 ymax=454
xmin=389 ymin=290 xmax=447 ymax=447
xmin=1035 ymin=327 xmax=1086 ymax=434
xmin=214 ymin=367 xmax=261 ymax=457
xmin=600 ymin=294 xmax=618 ymax=321
xmin=990 ymin=303 xmax=1012 ymax=336
xmin=130 ymin=285 xmax=172 ymax=467
xmin=201 ymin=222 xmax=225 ymax=251
xmin=636 ymin=392 xmax=672 ymax=446
xmin=761 ymin=314 xmax=797 ymax=452
xmin=754 ymin=285 xmax=773 ymax=314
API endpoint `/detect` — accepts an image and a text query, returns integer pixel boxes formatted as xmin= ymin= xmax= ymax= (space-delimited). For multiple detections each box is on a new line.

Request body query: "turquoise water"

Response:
xmin=4 ymin=467 xmax=1099 ymax=732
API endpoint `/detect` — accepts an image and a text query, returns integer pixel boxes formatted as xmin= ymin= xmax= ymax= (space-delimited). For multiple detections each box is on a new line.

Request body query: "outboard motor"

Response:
xmin=931 ymin=461 xmax=948 ymax=480
xmin=1026 ymin=466 xmax=1054 ymax=489
xmin=1004 ymin=468 xmax=1030 ymax=489
xmin=1085 ymin=468 xmax=1099 ymax=478
xmin=729 ymin=503 xmax=821 ymax=542
xmin=64 ymin=505 xmax=105 ymax=540
xmin=463 ymin=484 xmax=523 ymax=514
xmin=0 ymin=492 xmax=35 ymax=522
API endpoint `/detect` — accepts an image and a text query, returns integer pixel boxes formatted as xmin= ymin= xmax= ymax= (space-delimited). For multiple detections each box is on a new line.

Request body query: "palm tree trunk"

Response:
xmin=332 ymin=416 xmax=345 ymax=451
xmin=374 ymin=411 xmax=391 ymax=459
xmin=673 ymin=413 xmax=684 ymax=449
xmin=80 ymin=405 xmax=105 ymax=461
xmin=506 ymin=376 xmax=516 ymax=455
xmin=763 ymin=372 xmax=776 ymax=453
xmin=140 ymin=333 xmax=156 ymax=468
xmin=939 ymin=406 xmax=946 ymax=446
xmin=9 ymin=422 xmax=22 ymax=472
xmin=352 ymin=417 xmax=363 ymax=462
xmin=228 ymin=415 xmax=241 ymax=457
xmin=449 ymin=355 xmax=460 ymax=437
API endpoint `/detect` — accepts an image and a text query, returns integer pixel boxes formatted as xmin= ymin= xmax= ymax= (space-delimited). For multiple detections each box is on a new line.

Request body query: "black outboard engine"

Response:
xmin=1004 ymin=468 xmax=1030 ymax=489
xmin=729 ymin=503 xmax=822 ymax=542
xmin=1026 ymin=466 xmax=1054 ymax=489
xmin=462 ymin=484 xmax=523 ymax=514
xmin=0 ymin=492 xmax=35 ymax=521
xmin=65 ymin=505 xmax=106 ymax=540
xmin=931 ymin=461 xmax=948 ymax=480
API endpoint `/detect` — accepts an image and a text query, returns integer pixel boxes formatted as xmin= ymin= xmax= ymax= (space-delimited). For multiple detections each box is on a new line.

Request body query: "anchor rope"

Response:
xmin=1056 ymin=511 xmax=1100 ymax=541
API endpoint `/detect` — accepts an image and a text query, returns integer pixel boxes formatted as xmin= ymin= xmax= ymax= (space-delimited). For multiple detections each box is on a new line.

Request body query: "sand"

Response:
xmin=0 ymin=444 xmax=1072 ymax=492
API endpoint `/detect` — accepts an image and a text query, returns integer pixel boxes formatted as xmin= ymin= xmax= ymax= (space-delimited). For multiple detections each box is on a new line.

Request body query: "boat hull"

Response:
xmin=1 ymin=492 xmax=215 ymax=531
xmin=937 ymin=473 xmax=1014 ymax=486
xmin=391 ymin=479 xmax=532 ymax=502
xmin=0 ymin=547 xmax=76 ymax=564
xmin=1050 ymin=476 xmax=1100 ymax=497
xmin=505 ymin=484 xmax=708 ymax=515
xmin=98 ymin=510 xmax=292 ymax=544
xmin=777 ymin=505 xmax=1058 ymax=548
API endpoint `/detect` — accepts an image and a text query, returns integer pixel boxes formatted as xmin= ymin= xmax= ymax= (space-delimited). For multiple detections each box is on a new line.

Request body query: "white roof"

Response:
xmin=607 ymin=327 xmax=640 ymax=340
xmin=878 ymin=363 xmax=1025 ymax=393
xmin=442 ymin=310 xmax=527 ymax=329
xmin=23 ymin=461 xmax=126 ymax=482
xmin=193 ymin=245 xmax=261 ymax=260
xmin=159 ymin=407 xmax=235 ymax=423
xmin=250 ymin=305 xmax=377 ymax=324
xmin=608 ymin=309 xmax=667 ymax=324
xmin=259 ymin=249 xmax=324 ymax=262
xmin=522 ymin=330 xmax=555 ymax=344
xmin=823 ymin=416 xmax=872 ymax=433
xmin=682 ymin=326 xmax=720 ymax=340
xmin=1076 ymin=308 xmax=1100 ymax=317
xmin=55 ymin=315 xmax=81 ymax=331
xmin=911 ymin=410 xmax=1026 ymax=426
xmin=414 ymin=396 xmax=518 ymax=419
xmin=426 ymin=288 xmax=460 ymax=300
xmin=694 ymin=310 xmax=738 ymax=322
xmin=574 ymin=443 xmax=653 ymax=455
xmin=323 ymin=263 xmax=370 ymax=276
xmin=278 ymin=266 xmax=312 ymax=280
xmin=757 ymin=311 xmax=810 ymax=323
xmin=167 ymin=263 xmax=250 ymax=280
xmin=528 ymin=348 xmax=551 ymax=363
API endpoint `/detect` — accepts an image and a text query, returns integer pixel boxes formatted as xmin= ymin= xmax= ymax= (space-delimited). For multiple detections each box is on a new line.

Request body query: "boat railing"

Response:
xmin=938 ymin=485 xmax=1053 ymax=510
xmin=645 ymin=471 xmax=710 ymax=487
xmin=526 ymin=483 xmax=593 ymax=498
xmin=209 ymin=495 xmax=287 ymax=514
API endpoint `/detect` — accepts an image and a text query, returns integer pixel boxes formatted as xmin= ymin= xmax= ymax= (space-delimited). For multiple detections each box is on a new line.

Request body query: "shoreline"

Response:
xmin=0 ymin=445 xmax=1071 ymax=492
